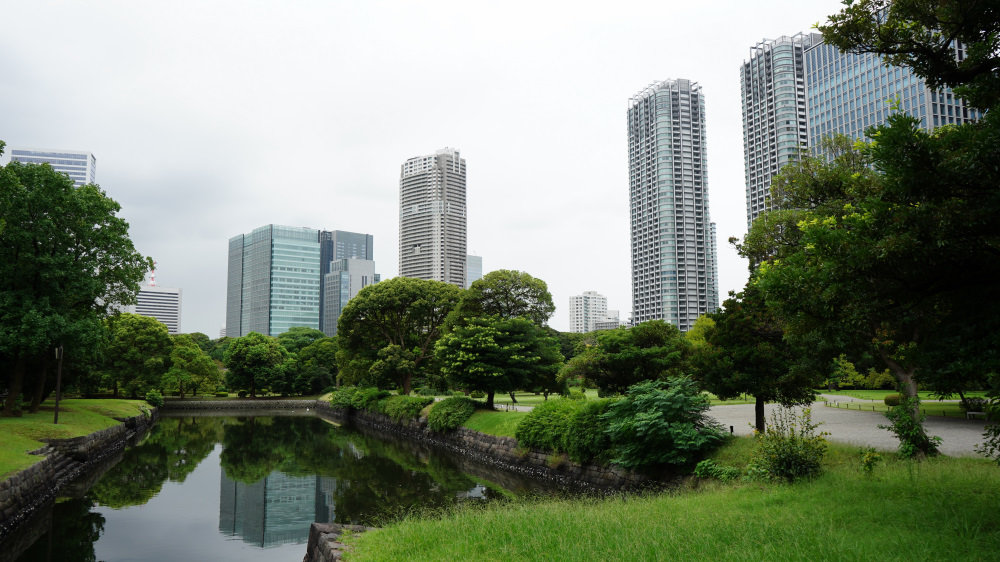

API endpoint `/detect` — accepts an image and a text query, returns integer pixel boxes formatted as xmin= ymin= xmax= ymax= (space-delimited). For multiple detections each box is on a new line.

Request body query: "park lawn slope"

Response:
xmin=460 ymin=410 xmax=527 ymax=438
xmin=0 ymin=399 xmax=149 ymax=480
xmin=342 ymin=445 xmax=999 ymax=561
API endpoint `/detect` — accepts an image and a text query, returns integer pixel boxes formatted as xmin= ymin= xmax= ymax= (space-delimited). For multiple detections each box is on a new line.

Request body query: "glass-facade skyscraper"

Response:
xmin=628 ymin=79 xmax=719 ymax=331
xmin=399 ymin=148 xmax=467 ymax=288
xmin=227 ymin=225 xmax=375 ymax=338
xmin=323 ymin=258 xmax=379 ymax=336
xmin=3 ymin=147 xmax=96 ymax=187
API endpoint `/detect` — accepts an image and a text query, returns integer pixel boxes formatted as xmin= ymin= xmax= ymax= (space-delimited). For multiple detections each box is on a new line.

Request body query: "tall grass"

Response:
xmin=342 ymin=441 xmax=1000 ymax=561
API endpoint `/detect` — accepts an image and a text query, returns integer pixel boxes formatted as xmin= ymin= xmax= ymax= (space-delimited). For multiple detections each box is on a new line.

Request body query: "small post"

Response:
xmin=730 ymin=425 xmax=734 ymax=434
xmin=53 ymin=345 xmax=64 ymax=425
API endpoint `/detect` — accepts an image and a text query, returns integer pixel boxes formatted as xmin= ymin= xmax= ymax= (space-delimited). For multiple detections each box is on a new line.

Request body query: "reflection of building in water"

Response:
xmin=456 ymin=483 xmax=487 ymax=499
xmin=219 ymin=471 xmax=337 ymax=547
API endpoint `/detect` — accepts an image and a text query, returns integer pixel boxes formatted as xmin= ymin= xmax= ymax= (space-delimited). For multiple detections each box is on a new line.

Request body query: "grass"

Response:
xmin=342 ymin=439 xmax=1000 ymax=561
xmin=823 ymin=400 xmax=986 ymax=419
xmin=0 ymin=398 xmax=149 ymax=480
xmin=819 ymin=389 xmax=989 ymax=401
xmin=461 ymin=410 xmax=529 ymax=438
xmin=490 ymin=390 xmax=757 ymax=407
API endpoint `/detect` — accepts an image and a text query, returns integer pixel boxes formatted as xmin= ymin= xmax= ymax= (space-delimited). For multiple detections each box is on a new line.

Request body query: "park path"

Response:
xmin=707 ymin=401 xmax=991 ymax=457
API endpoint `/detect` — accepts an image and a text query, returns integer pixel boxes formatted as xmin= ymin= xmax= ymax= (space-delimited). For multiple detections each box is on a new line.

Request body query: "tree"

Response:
xmin=449 ymin=269 xmax=555 ymax=327
xmin=163 ymin=334 xmax=221 ymax=398
xmin=103 ymin=313 xmax=172 ymax=399
xmin=276 ymin=326 xmax=327 ymax=355
xmin=747 ymin=111 xmax=1000 ymax=456
xmin=436 ymin=316 xmax=562 ymax=408
xmin=188 ymin=332 xmax=213 ymax=354
xmin=292 ymin=336 xmax=338 ymax=394
xmin=695 ymin=286 xmax=816 ymax=432
xmin=560 ymin=320 xmax=690 ymax=396
xmin=336 ymin=277 xmax=462 ymax=394
xmin=820 ymin=0 xmax=1000 ymax=110
xmin=0 ymin=146 xmax=149 ymax=415
xmin=224 ymin=332 xmax=287 ymax=397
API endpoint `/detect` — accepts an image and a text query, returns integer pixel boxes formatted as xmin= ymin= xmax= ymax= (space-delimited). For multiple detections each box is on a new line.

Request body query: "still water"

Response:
xmin=10 ymin=413 xmax=544 ymax=561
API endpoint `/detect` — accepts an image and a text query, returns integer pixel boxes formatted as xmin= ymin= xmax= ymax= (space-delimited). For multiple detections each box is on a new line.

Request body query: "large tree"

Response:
xmin=276 ymin=326 xmax=327 ymax=355
xmin=336 ymin=277 xmax=462 ymax=394
xmin=449 ymin=269 xmax=555 ymax=327
xmin=0 ymin=144 xmax=149 ymax=415
xmin=224 ymin=332 xmax=288 ymax=398
xmin=436 ymin=316 xmax=562 ymax=408
xmin=163 ymin=334 xmax=221 ymax=398
xmin=103 ymin=313 xmax=173 ymax=399
xmin=559 ymin=320 xmax=690 ymax=396
xmin=695 ymin=285 xmax=816 ymax=432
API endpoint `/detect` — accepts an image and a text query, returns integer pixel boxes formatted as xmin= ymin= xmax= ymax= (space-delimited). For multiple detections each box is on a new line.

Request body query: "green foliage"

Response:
xmin=977 ymin=422 xmax=1000 ymax=465
xmin=276 ymin=326 xmax=326 ymax=355
xmin=104 ymin=313 xmax=173 ymax=399
xmin=144 ymin=389 xmax=164 ymax=408
xmin=336 ymin=277 xmax=462 ymax=394
xmin=825 ymin=355 xmax=865 ymax=390
xmin=223 ymin=332 xmax=288 ymax=398
xmin=862 ymin=368 xmax=895 ymax=390
xmin=562 ymin=320 xmax=690 ymax=396
xmin=163 ymin=333 xmax=221 ymax=398
xmin=427 ymin=396 xmax=478 ymax=432
xmin=693 ymin=459 xmax=740 ymax=482
xmin=415 ymin=387 xmax=438 ymax=397
xmin=382 ymin=395 xmax=434 ymax=422
xmin=469 ymin=390 xmax=486 ymax=399
xmin=564 ymin=398 xmax=618 ymax=464
xmin=859 ymin=447 xmax=882 ymax=476
xmin=514 ymin=399 xmax=582 ymax=452
xmin=959 ymin=397 xmax=989 ymax=412
xmin=751 ymin=407 xmax=827 ymax=482
xmin=879 ymin=397 xmax=941 ymax=458
xmin=883 ymin=394 xmax=901 ymax=407
xmin=291 ymin=337 xmax=338 ymax=395
xmin=449 ymin=269 xmax=556 ymax=327
xmin=601 ymin=378 xmax=724 ymax=469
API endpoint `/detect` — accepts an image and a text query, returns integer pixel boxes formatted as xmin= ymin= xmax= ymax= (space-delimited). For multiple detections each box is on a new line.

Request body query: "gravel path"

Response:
xmin=708 ymin=401 xmax=991 ymax=457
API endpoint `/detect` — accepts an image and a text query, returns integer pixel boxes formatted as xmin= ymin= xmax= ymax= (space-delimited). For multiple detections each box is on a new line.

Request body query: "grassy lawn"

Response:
xmin=490 ymin=390 xmax=757 ymax=407
xmin=461 ymin=410 xmax=528 ymax=438
xmin=0 ymin=399 xmax=149 ymax=480
xmin=820 ymin=389 xmax=989 ymax=401
xmin=823 ymin=400 xmax=986 ymax=419
xmin=342 ymin=439 xmax=1000 ymax=561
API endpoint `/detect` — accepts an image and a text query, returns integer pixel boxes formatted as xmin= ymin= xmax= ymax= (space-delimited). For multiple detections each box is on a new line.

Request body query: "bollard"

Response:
xmin=730 ymin=425 xmax=734 ymax=434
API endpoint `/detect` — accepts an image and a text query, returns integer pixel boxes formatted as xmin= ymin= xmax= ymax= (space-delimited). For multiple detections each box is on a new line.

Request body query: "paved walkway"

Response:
xmin=708 ymin=401 xmax=991 ymax=457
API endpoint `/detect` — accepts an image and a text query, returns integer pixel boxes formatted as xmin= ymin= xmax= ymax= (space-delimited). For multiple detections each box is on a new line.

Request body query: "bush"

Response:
xmin=470 ymin=390 xmax=486 ymax=399
xmin=382 ymin=395 xmax=434 ymax=422
xmin=567 ymin=389 xmax=586 ymax=400
xmin=350 ymin=387 xmax=391 ymax=411
xmin=415 ymin=387 xmax=438 ymax=397
xmin=879 ymin=397 xmax=941 ymax=458
xmin=451 ymin=390 xmax=465 ymax=397
xmin=960 ymin=397 xmax=989 ymax=412
xmin=864 ymin=368 xmax=895 ymax=390
xmin=601 ymin=378 xmax=725 ymax=469
xmin=515 ymin=399 xmax=582 ymax=452
xmin=693 ymin=459 xmax=740 ymax=482
xmin=145 ymin=389 xmax=164 ymax=408
xmin=329 ymin=386 xmax=357 ymax=409
xmin=884 ymin=394 xmax=901 ymax=406
xmin=752 ymin=406 xmax=827 ymax=481
xmin=215 ymin=391 xmax=229 ymax=397
xmin=428 ymin=396 xmax=478 ymax=432
xmin=238 ymin=390 xmax=248 ymax=398
xmin=564 ymin=398 xmax=618 ymax=464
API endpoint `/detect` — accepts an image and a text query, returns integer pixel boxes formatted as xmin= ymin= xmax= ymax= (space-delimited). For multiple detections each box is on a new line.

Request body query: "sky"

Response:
xmin=1 ymin=0 xmax=846 ymax=336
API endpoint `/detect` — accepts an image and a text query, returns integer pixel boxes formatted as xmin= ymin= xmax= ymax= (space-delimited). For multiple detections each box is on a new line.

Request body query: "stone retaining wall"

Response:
xmin=0 ymin=410 xmax=158 ymax=544
xmin=303 ymin=522 xmax=372 ymax=562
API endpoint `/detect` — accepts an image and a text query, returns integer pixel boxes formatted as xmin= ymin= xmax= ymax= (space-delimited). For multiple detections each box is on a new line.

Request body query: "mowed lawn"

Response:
xmin=342 ymin=440 xmax=1000 ymax=561
xmin=0 ymin=399 xmax=149 ymax=480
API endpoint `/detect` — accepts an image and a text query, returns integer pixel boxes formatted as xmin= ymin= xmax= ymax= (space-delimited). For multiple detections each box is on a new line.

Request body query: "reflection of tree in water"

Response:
xmin=15 ymin=498 xmax=105 ymax=562
xmin=90 ymin=416 xmax=224 ymax=508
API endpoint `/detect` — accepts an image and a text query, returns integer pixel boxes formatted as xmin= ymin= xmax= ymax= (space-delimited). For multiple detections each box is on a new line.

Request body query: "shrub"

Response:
xmin=145 ymin=389 xmax=164 ymax=408
xmin=864 ymin=368 xmax=895 ymax=390
xmin=564 ymin=398 xmax=618 ymax=464
xmin=859 ymin=447 xmax=882 ymax=475
xmin=329 ymin=386 xmax=357 ymax=409
xmin=237 ymin=390 xmax=248 ymax=398
xmin=350 ymin=387 xmax=391 ymax=411
xmin=428 ymin=397 xmax=478 ymax=432
xmin=215 ymin=391 xmax=229 ymax=397
xmin=752 ymin=406 xmax=827 ymax=481
xmin=567 ymin=389 xmax=586 ymax=400
xmin=601 ymin=378 xmax=725 ymax=469
xmin=470 ymin=390 xmax=486 ymax=399
xmin=382 ymin=395 xmax=434 ymax=422
xmin=451 ymin=390 xmax=465 ymax=397
xmin=515 ymin=399 xmax=582 ymax=452
xmin=693 ymin=459 xmax=740 ymax=482
xmin=879 ymin=397 xmax=941 ymax=458
xmin=884 ymin=394 xmax=901 ymax=406
xmin=415 ymin=387 xmax=438 ymax=397
xmin=960 ymin=397 xmax=989 ymax=412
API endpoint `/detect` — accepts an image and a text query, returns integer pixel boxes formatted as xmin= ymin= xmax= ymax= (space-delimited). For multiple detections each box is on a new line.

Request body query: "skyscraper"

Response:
xmin=741 ymin=34 xmax=820 ymax=228
xmin=628 ymin=79 xmax=718 ymax=332
xmin=319 ymin=230 xmax=374 ymax=330
xmin=2 ymin=147 xmax=96 ymax=187
xmin=399 ymin=148 xmax=467 ymax=288
xmin=130 ymin=286 xmax=182 ymax=334
xmin=568 ymin=291 xmax=608 ymax=334
xmin=323 ymin=258 xmax=379 ymax=336
xmin=466 ymin=255 xmax=483 ymax=287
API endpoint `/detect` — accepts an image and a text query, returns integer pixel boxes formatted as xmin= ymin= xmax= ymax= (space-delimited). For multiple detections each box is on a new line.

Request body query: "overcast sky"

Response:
xmin=1 ymin=0 xmax=845 ymax=336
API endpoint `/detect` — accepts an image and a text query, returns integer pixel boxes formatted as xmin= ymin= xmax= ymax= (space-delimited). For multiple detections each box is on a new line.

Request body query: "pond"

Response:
xmin=9 ymin=413 xmax=549 ymax=561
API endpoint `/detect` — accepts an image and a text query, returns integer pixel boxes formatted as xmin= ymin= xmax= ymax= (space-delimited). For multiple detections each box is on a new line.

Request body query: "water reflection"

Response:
xmin=9 ymin=414 xmax=536 ymax=561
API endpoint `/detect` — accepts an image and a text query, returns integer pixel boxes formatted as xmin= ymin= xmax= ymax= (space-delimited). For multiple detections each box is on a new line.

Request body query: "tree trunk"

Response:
xmin=882 ymin=353 xmax=937 ymax=457
xmin=29 ymin=357 xmax=50 ymax=413
xmin=4 ymin=356 xmax=26 ymax=417
xmin=508 ymin=391 xmax=517 ymax=404
xmin=402 ymin=374 xmax=411 ymax=396
xmin=754 ymin=395 xmax=765 ymax=433
xmin=486 ymin=390 xmax=495 ymax=409
xmin=112 ymin=380 xmax=119 ymax=399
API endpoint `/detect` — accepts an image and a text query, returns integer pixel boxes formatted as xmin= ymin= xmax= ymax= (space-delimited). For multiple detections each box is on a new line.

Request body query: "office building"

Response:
xmin=130 ymin=286 xmax=182 ymax=334
xmin=594 ymin=310 xmax=624 ymax=331
xmin=466 ymin=255 xmax=483 ymax=287
xmin=219 ymin=470 xmax=336 ymax=547
xmin=323 ymin=258 xmax=379 ymax=336
xmin=628 ymin=79 xmax=719 ymax=332
xmin=742 ymin=34 xmax=981 ymax=227
xmin=399 ymin=148 xmax=467 ymax=288
xmin=804 ymin=39 xmax=982 ymax=156
xmin=227 ymin=225 xmax=375 ymax=337
xmin=2 ymin=147 xmax=96 ymax=187
xmin=568 ymin=291 xmax=608 ymax=333
xmin=741 ymin=34 xmax=820 ymax=227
